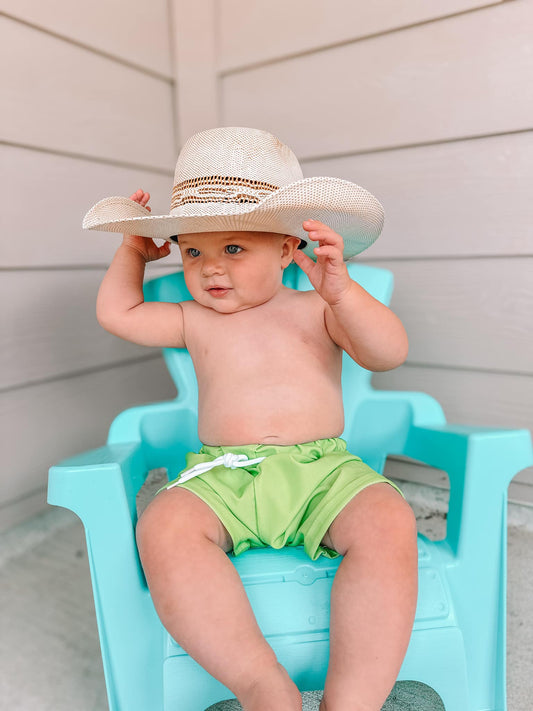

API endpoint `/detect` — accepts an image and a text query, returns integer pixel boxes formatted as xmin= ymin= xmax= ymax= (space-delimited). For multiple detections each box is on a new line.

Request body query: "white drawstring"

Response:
xmin=168 ymin=452 xmax=266 ymax=487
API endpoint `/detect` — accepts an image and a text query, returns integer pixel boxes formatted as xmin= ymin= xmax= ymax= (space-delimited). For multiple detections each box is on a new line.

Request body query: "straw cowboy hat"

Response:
xmin=83 ymin=126 xmax=384 ymax=260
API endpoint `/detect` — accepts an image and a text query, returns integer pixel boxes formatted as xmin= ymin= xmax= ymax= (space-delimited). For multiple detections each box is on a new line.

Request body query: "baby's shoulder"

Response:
xmin=275 ymin=288 xmax=330 ymax=337
xmin=177 ymin=298 xmax=211 ymax=328
xmin=179 ymin=298 xmax=203 ymax=313
xmin=281 ymin=286 xmax=326 ymax=313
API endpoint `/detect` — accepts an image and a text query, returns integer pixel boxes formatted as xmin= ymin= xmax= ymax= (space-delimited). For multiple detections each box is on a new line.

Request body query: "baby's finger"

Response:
xmin=304 ymin=220 xmax=342 ymax=242
xmin=313 ymin=244 xmax=344 ymax=266
xmin=306 ymin=229 xmax=337 ymax=242
xmin=303 ymin=219 xmax=329 ymax=231
xmin=308 ymin=229 xmax=344 ymax=253
xmin=292 ymin=248 xmax=314 ymax=275
xmin=129 ymin=189 xmax=144 ymax=202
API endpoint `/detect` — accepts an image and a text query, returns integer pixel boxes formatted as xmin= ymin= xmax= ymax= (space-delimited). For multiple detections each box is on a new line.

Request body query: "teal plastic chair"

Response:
xmin=48 ymin=263 xmax=532 ymax=711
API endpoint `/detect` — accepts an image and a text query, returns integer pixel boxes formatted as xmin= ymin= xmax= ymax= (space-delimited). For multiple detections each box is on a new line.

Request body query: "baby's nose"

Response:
xmin=201 ymin=257 xmax=224 ymax=276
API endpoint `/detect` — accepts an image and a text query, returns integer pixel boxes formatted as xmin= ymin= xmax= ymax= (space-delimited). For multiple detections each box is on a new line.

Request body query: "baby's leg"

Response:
xmin=320 ymin=483 xmax=418 ymax=711
xmin=136 ymin=487 xmax=301 ymax=711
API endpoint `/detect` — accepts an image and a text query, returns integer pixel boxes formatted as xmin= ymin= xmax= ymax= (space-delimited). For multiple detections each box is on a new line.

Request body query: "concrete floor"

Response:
xmin=0 ymin=487 xmax=532 ymax=711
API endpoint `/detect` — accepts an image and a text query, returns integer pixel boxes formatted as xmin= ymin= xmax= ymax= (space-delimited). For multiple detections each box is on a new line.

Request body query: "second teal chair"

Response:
xmin=48 ymin=262 xmax=532 ymax=710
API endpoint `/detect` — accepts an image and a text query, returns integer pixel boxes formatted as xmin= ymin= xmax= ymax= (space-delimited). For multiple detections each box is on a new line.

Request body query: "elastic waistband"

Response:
xmin=200 ymin=437 xmax=347 ymax=459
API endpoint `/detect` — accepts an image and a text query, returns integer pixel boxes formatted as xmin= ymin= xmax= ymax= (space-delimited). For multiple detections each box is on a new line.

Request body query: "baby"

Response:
xmin=89 ymin=127 xmax=418 ymax=711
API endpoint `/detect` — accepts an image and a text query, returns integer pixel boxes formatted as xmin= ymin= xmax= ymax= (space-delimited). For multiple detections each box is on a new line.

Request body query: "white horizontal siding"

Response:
xmin=218 ymin=0 xmax=504 ymax=71
xmin=221 ymin=1 xmax=533 ymax=157
xmin=1 ymin=144 xmax=177 ymax=268
xmin=375 ymin=365 xmax=533 ymax=436
xmin=0 ymin=16 xmax=175 ymax=168
xmin=2 ymin=264 xmax=180 ymax=390
xmin=2 ymin=4 xmax=177 ymax=528
xmin=0 ymin=0 xmax=173 ymax=77
xmin=302 ymin=131 xmax=533 ymax=260
xmin=0 ymin=358 xmax=176 ymax=531
xmin=382 ymin=258 xmax=533 ymax=374
xmin=2 ymin=270 xmax=155 ymax=389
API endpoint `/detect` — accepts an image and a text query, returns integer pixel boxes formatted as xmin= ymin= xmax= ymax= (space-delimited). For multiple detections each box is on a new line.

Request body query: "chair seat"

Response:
xmin=163 ymin=536 xmax=467 ymax=710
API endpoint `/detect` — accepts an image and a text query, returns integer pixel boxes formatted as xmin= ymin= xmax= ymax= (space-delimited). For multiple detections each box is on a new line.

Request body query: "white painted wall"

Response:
xmin=3 ymin=0 xmax=532 ymax=530
xmin=1 ymin=2 xmax=180 ymax=530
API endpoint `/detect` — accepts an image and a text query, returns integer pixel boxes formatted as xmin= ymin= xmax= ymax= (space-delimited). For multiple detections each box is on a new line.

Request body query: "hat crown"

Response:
xmin=84 ymin=124 xmax=383 ymax=258
xmin=174 ymin=127 xmax=304 ymax=187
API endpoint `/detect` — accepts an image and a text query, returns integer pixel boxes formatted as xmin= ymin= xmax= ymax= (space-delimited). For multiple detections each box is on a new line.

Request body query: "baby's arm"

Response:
xmin=96 ymin=190 xmax=186 ymax=348
xmin=293 ymin=220 xmax=408 ymax=371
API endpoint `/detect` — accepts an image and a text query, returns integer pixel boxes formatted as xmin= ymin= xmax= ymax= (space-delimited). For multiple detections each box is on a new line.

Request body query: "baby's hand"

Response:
xmin=292 ymin=220 xmax=352 ymax=305
xmin=122 ymin=190 xmax=171 ymax=262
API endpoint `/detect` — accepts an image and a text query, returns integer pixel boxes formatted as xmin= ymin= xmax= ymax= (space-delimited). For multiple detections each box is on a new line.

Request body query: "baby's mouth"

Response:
xmin=206 ymin=286 xmax=231 ymax=298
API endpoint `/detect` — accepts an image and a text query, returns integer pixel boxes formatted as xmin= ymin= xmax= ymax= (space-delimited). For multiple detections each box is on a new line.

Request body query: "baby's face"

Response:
xmin=178 ymin=230 xmax=300 ymax=313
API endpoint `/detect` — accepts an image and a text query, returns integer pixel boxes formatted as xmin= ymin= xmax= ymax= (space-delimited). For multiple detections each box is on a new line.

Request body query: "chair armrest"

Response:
xmin=48 ymin=441 xmax=147 ymax=595
xmin=48 ymin=442 xmax=165 ymax=708
xmin=401 ymin=423 xmax=533 ymax=556
xmin=402 ymin=423 xmax=532 ymax=486
xmin=343 ymin=390 xmax=446 ymax=472
xmin=48 ymin=442 xmax=147 ymax=527
xmin=107 ymin=399 xmax=200 ymax=469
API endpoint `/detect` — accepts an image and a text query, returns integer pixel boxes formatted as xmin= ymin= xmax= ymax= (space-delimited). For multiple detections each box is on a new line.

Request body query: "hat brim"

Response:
xmin=82 ymin=177 xmax=384 ymax=259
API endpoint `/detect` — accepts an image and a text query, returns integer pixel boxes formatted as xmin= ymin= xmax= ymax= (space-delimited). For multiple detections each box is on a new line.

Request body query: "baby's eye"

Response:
xmin=225 ymin=244 xmax=243 ymax=255
xmin=186 ymin=248 xmax=201 ymax=258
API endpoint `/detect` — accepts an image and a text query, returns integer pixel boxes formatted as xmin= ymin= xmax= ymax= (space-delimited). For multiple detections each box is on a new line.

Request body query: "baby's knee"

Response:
xmin=370 ymin=488 xmax=418 ymax=554
xmin=136 ymin=492 xmax=178 ymax=562
xmin=333 ymin=484 xmax=417 ymax=556
xmin=381 ymin=489 xmax=417 ymax=540
xmin=136 ymin=487 xmax=231 ymax=558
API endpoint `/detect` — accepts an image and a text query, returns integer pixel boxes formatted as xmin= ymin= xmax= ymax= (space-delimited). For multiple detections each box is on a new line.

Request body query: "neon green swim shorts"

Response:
xmin=161 ymin=437 xmax=402 ymax=560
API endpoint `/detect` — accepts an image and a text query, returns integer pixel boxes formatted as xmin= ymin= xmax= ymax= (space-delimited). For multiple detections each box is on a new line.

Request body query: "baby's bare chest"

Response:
xmin=184 ymin=298 xmax=339 ymax=380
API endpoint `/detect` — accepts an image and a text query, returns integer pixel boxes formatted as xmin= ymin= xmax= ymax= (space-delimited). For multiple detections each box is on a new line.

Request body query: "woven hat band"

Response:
xmin=171 ymin=175 xmax=279 ymax=210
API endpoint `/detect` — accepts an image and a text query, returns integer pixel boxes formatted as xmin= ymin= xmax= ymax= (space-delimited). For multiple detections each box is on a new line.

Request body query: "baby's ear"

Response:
xmin=281 ymin=235 xmax=302 ymax=267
